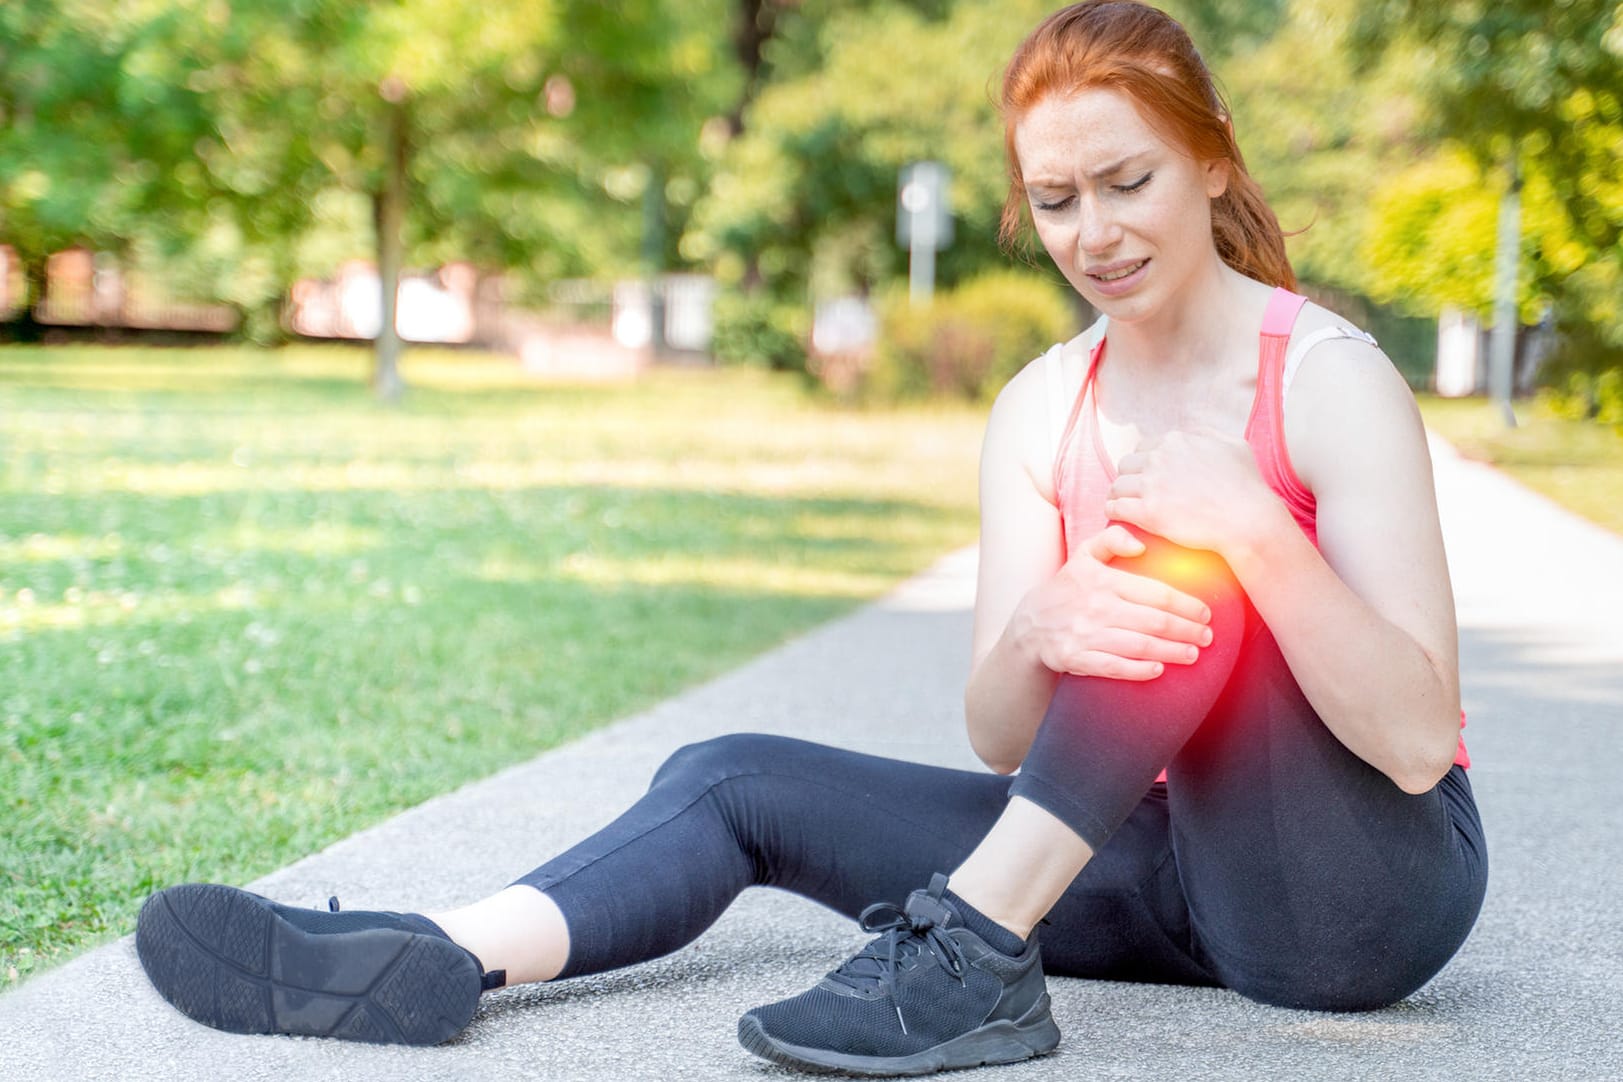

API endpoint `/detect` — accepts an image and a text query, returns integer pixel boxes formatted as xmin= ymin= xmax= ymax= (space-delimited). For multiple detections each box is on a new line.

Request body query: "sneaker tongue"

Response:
xmin=904 ymin=885 xmax=959 ymax=930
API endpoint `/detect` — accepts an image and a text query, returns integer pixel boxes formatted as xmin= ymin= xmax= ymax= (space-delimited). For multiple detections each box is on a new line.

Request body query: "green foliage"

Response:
xmin=864 ymin=270 xmax=1076 ymax=402
xmin=1357 ymin=147 xmax=1572 ymax=323
xmin=710 ymin=289 xmax=809 ymax=372
xmin=1544 ymin=369 xmax=1623 ymax=430
xmin=1535 ymin=315 xmax=1623 ymax=430
xmin=688 ymin=0 xmax=1052 ymax=299
xmin=1349 ymin=0 xmax=1623 ymax=385
xmin=1 ymin=0 xmax=741 ymax=324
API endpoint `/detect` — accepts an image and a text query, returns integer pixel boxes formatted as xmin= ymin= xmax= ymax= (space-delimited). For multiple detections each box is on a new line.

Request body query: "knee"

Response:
xmin=1109 ymin=523 xmax=1246 ymax=612
xmin=649 ymin=733 xmax=793 ymax=792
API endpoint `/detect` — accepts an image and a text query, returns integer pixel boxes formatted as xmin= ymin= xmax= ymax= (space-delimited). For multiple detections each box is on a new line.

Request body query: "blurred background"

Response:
xmin=2 ymin=0 xmax=1618 ymax=407
xmin=1 ymin=0 xmax=1619 ymax=985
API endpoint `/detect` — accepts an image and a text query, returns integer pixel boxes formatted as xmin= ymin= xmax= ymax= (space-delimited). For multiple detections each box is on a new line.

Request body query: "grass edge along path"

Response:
xmin=1417 ymin=394 xmax=1623 ymax=537
xmin=0 ymin=345 xmax=987 ymax=985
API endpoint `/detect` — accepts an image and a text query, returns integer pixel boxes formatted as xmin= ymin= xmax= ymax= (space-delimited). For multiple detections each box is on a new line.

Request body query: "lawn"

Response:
xmin=0 ymin=345 xmax=987 ymax=984
xmin=1417 ymin=394 xmax=1623 ymax=536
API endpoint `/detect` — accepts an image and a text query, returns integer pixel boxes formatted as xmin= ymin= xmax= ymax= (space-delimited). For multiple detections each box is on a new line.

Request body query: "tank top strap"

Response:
xmin=1248 ymin=286 xmax=1317 ymax=540
xmin=1052 ymin=318 xmax=1109 ymax=480
xmin=1261 ymin=286 xmax=1308 ymax=339
xmin=1250 ymin=286 xmax=1308 ymax=429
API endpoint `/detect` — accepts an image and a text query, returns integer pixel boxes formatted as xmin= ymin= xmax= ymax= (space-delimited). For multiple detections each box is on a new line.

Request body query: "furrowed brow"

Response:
xmin=1084 ymin=155 xmax=1146 ymax=180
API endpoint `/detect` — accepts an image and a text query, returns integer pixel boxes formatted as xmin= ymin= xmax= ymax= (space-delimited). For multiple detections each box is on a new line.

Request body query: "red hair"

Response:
xmin=999 ymin=1 xmax=1296 ymax=290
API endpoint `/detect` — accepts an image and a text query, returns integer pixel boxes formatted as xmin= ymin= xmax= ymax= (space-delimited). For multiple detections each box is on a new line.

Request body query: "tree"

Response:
xmin=1349 ymin=0 xmax=1623 ymax=375
xmin=4 ymin=1 xmax=742 ymax=389
xmin=687 ymin=0 xmax=1314 ymax=308
xmin=0 ymin=0 xmax=219 ymax=334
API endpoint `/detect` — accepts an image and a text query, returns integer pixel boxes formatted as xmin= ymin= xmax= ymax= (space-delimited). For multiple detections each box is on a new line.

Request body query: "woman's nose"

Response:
xmin=1076 ymin=200 xmax=1120 ymax=255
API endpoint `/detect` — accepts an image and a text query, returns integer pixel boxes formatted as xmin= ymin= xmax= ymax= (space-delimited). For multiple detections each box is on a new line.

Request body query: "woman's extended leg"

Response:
xmin=138 ymin=729 xmax=1206 ymax=1047
xmin=427 ymin=886 xmax=569 ymax=986
xmin=491 ymin=733 xmax=1018 ymax=980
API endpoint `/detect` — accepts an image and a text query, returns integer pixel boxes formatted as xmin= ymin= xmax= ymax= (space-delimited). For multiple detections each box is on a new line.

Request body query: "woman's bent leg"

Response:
xmin=1006 ymin=529 xmax=1251 ymax=851
xmin=962 ymin=526 xmax=1485 ymax=1009
xmin=949 ymin=527 xmax=1251 ymax=937
xmin=1166 ymin=622 xmax=1487 ymax=1010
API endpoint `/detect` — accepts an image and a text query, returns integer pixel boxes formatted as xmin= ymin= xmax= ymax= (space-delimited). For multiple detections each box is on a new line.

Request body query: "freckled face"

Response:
xmin=1013 ymin=88 xmax=1229 ymax=324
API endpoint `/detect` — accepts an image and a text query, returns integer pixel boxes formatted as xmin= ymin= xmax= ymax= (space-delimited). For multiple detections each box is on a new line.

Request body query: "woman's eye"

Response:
xmin=1114 ymin=172 xmax=1153 ymax=194
xmin=1034 ymin=194 xmax=1075 ymax=213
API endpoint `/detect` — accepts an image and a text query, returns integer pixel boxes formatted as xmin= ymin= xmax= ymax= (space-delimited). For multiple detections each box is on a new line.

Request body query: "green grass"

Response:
xmin=1418 ymin=394 xmax=1623 ymax=535
xmin=0 ymin=344 xmax=987 ymax=984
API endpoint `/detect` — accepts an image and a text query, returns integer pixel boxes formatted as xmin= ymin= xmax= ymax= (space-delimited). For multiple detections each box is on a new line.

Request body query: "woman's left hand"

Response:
xmin=1105 ymin=426 xmax=1290 ymax=556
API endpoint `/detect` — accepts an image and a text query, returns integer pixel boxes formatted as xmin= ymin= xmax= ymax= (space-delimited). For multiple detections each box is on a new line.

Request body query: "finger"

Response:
xmin=1107 ymin=474 xmax=1144 ymax=500
xmin=1103 ymin=495 xmax=1147 ymax=527
xmin=1108 ymin=566 xmax=1212 ymax=625
xmin=1060 ymin=651 xmax=1166 ymax=682
xmin=1115 ymin=451 xmax=1146 ymax=475
xmin=1084 ymin=523 xmax=1146 ymax=562
xmin=1091 ymin=628 xmax=1205 ymax=665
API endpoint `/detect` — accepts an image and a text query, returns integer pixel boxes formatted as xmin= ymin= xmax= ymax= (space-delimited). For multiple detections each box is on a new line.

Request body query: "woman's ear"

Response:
xmin=1204 ymin=158 xmax=1230 ymax=199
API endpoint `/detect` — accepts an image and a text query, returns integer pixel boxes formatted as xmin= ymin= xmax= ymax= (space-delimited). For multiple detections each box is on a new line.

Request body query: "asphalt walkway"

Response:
xmin=4 ymin=434 xmax=1620 ymax=1080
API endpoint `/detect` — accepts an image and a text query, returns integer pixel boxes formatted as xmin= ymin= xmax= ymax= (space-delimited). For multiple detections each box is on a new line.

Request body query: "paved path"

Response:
xmin=5 ymin=435 xmax=1621 ymax=1080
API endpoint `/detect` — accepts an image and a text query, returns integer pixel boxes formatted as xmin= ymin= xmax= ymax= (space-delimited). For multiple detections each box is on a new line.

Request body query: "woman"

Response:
xmin=136 ymin=2 xmax=1486 ymax=1075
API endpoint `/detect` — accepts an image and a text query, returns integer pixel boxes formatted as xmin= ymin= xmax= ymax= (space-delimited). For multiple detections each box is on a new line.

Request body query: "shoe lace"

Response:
xmin=825 ymin=899 xmax=968 ymax=1034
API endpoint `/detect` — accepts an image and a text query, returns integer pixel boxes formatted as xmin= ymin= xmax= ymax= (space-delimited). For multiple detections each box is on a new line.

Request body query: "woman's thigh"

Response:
xmin=1165 ymin=624 xmax=1488 ymax=1010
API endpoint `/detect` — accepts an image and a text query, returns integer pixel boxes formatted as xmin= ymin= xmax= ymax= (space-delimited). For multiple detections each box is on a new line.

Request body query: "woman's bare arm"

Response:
xmin=1228 ymin=335 xmax=1462 ymax=793
xmin=1100 ymin=322 xmax=1462 ymax=794
xmin=966 ymin=359 xmax=1212 ymax=773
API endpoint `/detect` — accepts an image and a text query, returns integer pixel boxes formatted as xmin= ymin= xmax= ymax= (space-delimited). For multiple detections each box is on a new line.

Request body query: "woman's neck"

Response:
xmin=1104 ymin=259 xmax=1264 ymax=375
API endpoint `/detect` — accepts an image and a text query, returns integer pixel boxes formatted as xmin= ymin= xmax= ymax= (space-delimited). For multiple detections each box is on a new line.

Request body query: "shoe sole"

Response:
xmin=135 ymin=883 xmax=480 ymax=1045
xmin=737 ymin=993 xmax=1061 ymax=1077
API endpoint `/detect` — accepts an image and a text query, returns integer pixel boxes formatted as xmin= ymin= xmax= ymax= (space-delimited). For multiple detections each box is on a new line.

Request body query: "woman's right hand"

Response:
xmin=1008 ymin=524 xmax=1214 ymax=681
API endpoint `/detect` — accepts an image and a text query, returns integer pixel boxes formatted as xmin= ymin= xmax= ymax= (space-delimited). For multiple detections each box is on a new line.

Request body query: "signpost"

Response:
xmin=897 ymin=161 xmax=953 ymax=306
xmin=1488 ymin=162 xmax=1521 ymax=428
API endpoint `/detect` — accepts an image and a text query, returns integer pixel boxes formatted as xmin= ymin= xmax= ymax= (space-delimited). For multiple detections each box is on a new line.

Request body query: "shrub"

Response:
xmin=1535 ymin=317 xmax=1623 ymax=431
xmin=864 ymin=270 xmax=1076 ymax=403
xmin=710 ymin=289 xmax=808 ymax=373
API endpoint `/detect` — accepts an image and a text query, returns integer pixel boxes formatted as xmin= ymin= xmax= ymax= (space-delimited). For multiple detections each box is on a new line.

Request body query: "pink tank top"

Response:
xmin=1051 ymin=287 xmax=1470 ymax=772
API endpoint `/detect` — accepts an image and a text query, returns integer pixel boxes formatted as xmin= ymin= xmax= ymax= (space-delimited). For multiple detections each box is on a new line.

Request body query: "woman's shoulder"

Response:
xmin=990 ymin=317 xmax=1106 ymax=422
xmin=1289 ymin=296 xmax=1376 ymax=346
xmin=1285 ymin=298 xmax=1403 ymax=400
xmin=985 ymin=317 xmax=1107 ymax=503
xmin=1282 ymin=297 xmax=1427 ymax=494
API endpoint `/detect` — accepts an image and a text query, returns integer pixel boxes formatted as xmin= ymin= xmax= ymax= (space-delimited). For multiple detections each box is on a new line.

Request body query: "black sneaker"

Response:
xmin=136 ymin=883 xmax=491 ymax=1045
xmin=738 ymin=873 xmax=1060 ymax=1076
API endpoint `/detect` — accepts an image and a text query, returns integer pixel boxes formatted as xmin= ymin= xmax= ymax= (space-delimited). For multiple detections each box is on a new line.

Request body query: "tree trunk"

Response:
xmin=371 ymin=93 xmax=409 ymax=402
xmin=4 ymin=256 xmax=51 ymax=342
xmin=1487 ymin=161 xmax=1521 ymax=428
xmin=729 ymin=0 xmax=783 ymax=135
xmin=643 ymin=161 xmax=667 ymax=356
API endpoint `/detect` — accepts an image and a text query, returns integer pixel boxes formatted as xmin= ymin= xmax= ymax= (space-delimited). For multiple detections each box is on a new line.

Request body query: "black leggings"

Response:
xmin=516 ymin=531 xmax=1487 ymax=1012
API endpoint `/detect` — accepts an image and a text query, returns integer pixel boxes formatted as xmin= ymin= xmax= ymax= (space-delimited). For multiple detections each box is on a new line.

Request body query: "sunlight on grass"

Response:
xmin=546 ymin=552 xmax=902 ymax=599
xmin=1419 ymin=394 xmax=1623 ymax=535
xmin=0 ymin=344 xmax=986 ymax=984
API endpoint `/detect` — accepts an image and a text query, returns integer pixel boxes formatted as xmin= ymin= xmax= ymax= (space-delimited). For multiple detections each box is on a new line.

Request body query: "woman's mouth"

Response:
xmin=1088 ymin=259 xmax=1148 ymax=282
xmin=1085 ymin=258 xmax=1150 ymax=295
